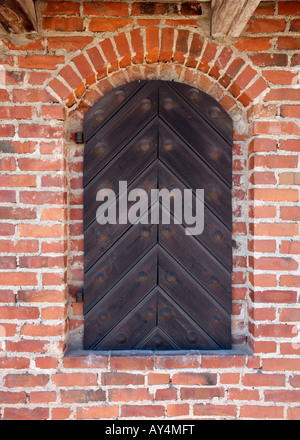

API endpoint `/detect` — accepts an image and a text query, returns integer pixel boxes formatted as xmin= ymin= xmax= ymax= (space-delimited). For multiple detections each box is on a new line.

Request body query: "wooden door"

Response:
xmin=83 ymin=80 xmax=233 ymax=350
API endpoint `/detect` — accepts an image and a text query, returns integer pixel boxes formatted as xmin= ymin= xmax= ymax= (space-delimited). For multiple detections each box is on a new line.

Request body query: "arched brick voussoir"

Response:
xmin=47 ymin=28 xmax=268 ymax=112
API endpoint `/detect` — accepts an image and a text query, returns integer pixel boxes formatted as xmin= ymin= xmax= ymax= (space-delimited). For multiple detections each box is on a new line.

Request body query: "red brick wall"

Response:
xmin=0 ymin=0 xmax=300 ymax=420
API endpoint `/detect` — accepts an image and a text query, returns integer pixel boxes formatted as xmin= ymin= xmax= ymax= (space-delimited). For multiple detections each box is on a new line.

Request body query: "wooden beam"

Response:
xmin=211 ymin=0 xmax=261 ymax=37
xmin=0 ymin=0 xmax=37 ymax=34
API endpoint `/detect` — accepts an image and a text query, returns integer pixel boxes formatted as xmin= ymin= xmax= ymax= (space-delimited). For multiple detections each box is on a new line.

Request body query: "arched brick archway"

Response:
xmin=46 ymin=29 xmax=270 ymax=353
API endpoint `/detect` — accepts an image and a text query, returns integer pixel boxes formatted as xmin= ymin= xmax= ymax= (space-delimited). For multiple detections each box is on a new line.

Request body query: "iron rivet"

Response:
xmin=161 ymin=225 xmax=171 ymax=237
xmin=165 ymin=271 xmax=177 ymax=283
xmin=207 ymin=186 xmax=218 ymax=199
xmin=145 ymin=307 xmax=155 ymax=319
xmin=208 ymin=145 xmax=220 ymax=160
xmin=209 ymin=106 xmax=221 ymax=119
xmin=188 ymin=89 xmax=200 ymax=100
xmin=212 ymin=314 xmax=221 ymax=325
xmin=139 ymin=139 xmax=151 ymax=152
xmin=116 ymin=333 xmax=127 ymax=343
xmin=95 ymin=272 xmax=105 ymax=284
xmin=140 ymin=98 xmax=152 ymax=111
xmin=187 ymin=331 xmax=197 ymax=343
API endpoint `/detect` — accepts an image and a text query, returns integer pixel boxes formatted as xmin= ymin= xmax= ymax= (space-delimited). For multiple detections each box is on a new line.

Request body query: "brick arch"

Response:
xmin=47 ymin=28 xmax=269 ymax=116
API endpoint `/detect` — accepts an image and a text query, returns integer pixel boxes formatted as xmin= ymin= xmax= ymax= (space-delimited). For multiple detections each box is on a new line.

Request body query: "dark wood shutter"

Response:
xmin=83 ymin=80 xmax=233 ymax=350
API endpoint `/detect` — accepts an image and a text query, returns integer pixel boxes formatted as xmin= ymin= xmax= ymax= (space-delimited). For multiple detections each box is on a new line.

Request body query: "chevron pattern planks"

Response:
xmin=83 ymin=80 xmax=233 ymax=350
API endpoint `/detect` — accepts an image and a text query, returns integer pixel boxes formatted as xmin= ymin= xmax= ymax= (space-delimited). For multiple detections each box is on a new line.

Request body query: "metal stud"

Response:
xmin=208 ymin=145 xmax=221 ymax=160
xmin=207 ymin=186 xmax=219 ymax=199
xmin=213 ymin=230 xmax=224 ymax=242
xmin=140 ymin=98 xmax=152 ymax=111
xmin=161 ymin=225 xmax=171 ymax=237
xmin=94 ymin=109 xmax=105 ymax=122
xmin=95 ymin=272 xmax=105 ymax=284
xmin=163 ymin=98 xmax=174 ymax=110
xmin=116 ymin=333 xmax=127 ymax=343
xmin=95 ymin=141 xmax=107 ymax=155
xmin=145 ymin=307 xmax=155 ymax=319
xmin=188 ymin=88 xmax=200 ymax=100
xmin=165 ymin=271 xmax=177 ymax=283
xmin=161 ymin=307 xmax=171 ymax=318
xmin=208 ymin=274 xmax=219 ymax=286
xmin=211 ymin=314 xmax=221 ymax=325
xmin=115 ymin=89 xmax=126 ymax=102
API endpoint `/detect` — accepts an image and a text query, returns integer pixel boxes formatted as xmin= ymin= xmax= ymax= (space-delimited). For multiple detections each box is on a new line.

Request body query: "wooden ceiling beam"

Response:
xmin=211 ymin=0 xmax=261 ymax=37
xmin=0 ymin=0 xmax=37 ymax=34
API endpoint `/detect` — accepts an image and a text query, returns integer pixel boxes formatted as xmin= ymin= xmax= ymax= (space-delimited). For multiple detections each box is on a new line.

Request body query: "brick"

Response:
xmin=281 ymin=105 xmax=300 ymax=118
xmin=0 ymin=391 xmax=26 ymax=404
xmin=13 ymin=89 xmax=54 ymax=103
xmin=130 ymin=29 xmax=144 ymax=64
xmin=0 ymin=124 xmax=15 ymax=137
xmin=287 ymin=407 xmax=300 ymax=420
xmin=4 ymin=407 xmax=49 ymax=420
xmin=167 ymin=404 xmax=189 ymax=417
xmin=0 ymin=273 xmax=37 ymax=286
xmin=0 ymin=223 xmax=15 ymax=235
xmin=280 ymin=275 xmax=300 ymax=287
xmin=291 ymin=19 xmax=300 ymax=32
xmin=252 ymin=257 xmax=298 ymax=271
xmin=19 ymin=124 xmax=64 ymax=139
xmin=263 ymin=358 xmax=300 ymax=371
xmin=280 ymin=206 xmax=300 ymax=220
xmin=0 ymin=305 xmax=38 ymax=319
xmin=6 ymin=340 xmax=48 ymax=353
xmin=250 ymin=289 xmax=297 ymax=304
xmin=279 ymin=139 xmax=300 ymax=152
xmin=0 ymin=290 xmax=15 ymax=303
xmin=0 ymin=357 xmax=30 ymax=369
xmin=279 ymin=173 xmax=300 ymax=186
xmin=48 ymin=78 xmax=75 ymax=105
xmin=279 ymin=308 xmax=300 ymax=322
xmin=30 ymin=391 xmax=56 ymax=403
xmin=145 ymin=27 xmax=160 ymax=63
xmin=109 ymin=388 xmax=153 ymax=402
xmin=249 ymin=53 xmax=288 ymax=67
xmin=253 ymin=121 xmax=300 ymax=135
xmin=281 ymin=240 xmax=300 ymax=254
xmin=114 ymin=33 xmax=131 ymax=68
xmin=48 ymin=36 xmax=93 ymax=51
xmin=19 ymin=224 xmax=64 ymax=238
xmin=201 ymin=355 xmax=246 ymax=369
xmin=263 ymin=70 xmax=298 ymax=85
xmin=277 ymin=37 xmax=300 ymax=50
xmin=35 ymin=357 xmax=59 ymax=369
xmin=51 ymin=408 xmax=72 ymax=420
xmin=0 ymin=106 xmax=33 ymax=119
xmin=0 ymin=175 xmax=36 ymax=187
xmin=52 ymin=373 xmax=97 ymax=387
xmin=233 ymin=37 xmax=271 ymax=51
xmin=265 ymin=390 xmax=300 ymax=403
xmin=242 ymin=373 xmax=285 ymax=387
xmin=252 ymin=223 xmax=298 ymax=236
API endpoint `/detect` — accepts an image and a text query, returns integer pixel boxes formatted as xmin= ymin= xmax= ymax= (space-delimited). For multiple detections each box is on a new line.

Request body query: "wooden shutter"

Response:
xmin=83 ymin=80 xmax=233 ymax=350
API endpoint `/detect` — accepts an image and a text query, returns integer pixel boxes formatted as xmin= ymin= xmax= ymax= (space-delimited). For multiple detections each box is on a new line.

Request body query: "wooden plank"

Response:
xmin=159 ymin=120 xmax=232 ymax=227
xmin=211 ymin=0 xmax=261 ymax=38
xmin=84 ymin=250 xmax=157 ymax=349
xmin=0 ymin=0 xmax=37 ymax=33
xmin=136 ymin=326 xmax=179 ymax=350
xmin=159 ymin=82 xmax=232 ymax=186
xmin=158 ymin=247 xmax=231 ymax=349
